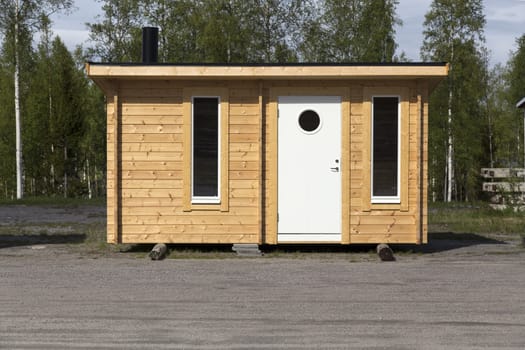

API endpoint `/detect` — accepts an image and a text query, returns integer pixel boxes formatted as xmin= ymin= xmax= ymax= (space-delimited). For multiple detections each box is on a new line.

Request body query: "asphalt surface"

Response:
xmin=1 ymin=249 xmax=525 ymax=349
xmin=1 ymin=204 xmax=525 ymax=349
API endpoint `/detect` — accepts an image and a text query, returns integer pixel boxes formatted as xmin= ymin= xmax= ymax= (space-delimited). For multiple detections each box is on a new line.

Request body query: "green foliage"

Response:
xmin=422 ymin=0 xmax=488 ymax=201
xmin=508 ymin=35 xmax=525 ymax=106
xmin=0 ymin=29 xmax=106 ymax=198
xmin=429 ymin=201 xmax=525 ymax=235
xmin=0 ymin=0 xmax=523 ymax=204
xmin=86 ymin=0 xmax=143 ymax=62
xmin=300 ymin=0 xmax=401 ymax=62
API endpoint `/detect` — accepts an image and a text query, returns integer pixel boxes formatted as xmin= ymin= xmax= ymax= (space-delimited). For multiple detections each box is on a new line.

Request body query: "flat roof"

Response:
xmin=87 ymin=62 xmax=448 ymax=80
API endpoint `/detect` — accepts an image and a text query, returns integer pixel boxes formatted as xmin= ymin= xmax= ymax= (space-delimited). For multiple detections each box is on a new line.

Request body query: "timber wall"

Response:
xmin=106 ymin=79 xmax=429 ymax=244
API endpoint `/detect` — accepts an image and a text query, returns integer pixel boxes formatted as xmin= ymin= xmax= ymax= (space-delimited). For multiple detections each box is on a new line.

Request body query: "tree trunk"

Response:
xmin=63 ymin=145 xmax=68 ymax=198
xmin=446 ymin=88 xmax=454 ymax=202
xmin=14 ymin=0 xmax=23 ymax=199
xmin=94 ymin=164 xmax=99 ymax=197
xmin=87 ymin=158 xmax=92 ymax=199
xmin=50 ymin=144 xmax=55 ymax=191
xmin=446 ymin=47 xmax=454 ymax=202
xmin=488 ymin=111 xmax=494 ymax=168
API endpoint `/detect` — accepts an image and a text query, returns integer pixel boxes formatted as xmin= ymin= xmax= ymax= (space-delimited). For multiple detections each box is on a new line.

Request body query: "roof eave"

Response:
xmin=86 ymin=63 xmax=448 ymax=80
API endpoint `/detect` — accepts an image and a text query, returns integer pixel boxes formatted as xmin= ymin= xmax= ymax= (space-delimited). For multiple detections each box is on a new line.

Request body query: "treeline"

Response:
xmin=0 ymin=0 xmax=105 ymax=199
xmin=0 ymin=0 xmax=524 ymax=201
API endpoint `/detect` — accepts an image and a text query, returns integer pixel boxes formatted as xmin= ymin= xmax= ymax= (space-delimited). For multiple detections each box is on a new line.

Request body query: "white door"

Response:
xmin=278 ymin=96 xmax=342 ymax=242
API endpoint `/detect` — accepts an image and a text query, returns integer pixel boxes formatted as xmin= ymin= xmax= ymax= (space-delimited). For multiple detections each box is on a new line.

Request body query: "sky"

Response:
xmin=50 ymin=0 xmax=525 ymax=67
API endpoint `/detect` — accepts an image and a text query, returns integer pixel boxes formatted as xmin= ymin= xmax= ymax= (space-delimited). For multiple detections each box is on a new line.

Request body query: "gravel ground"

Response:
xmin=1 ymin=205 xmax=525 ymax=349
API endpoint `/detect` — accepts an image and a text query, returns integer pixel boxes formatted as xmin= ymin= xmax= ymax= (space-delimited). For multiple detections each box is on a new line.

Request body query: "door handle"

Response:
xmin=330 ymin=167 xmax=339 ymax=172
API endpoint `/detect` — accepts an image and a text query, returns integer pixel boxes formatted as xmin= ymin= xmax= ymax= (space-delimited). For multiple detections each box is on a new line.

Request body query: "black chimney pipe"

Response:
xmin=142 ymin=27 xmax=158 ymax=63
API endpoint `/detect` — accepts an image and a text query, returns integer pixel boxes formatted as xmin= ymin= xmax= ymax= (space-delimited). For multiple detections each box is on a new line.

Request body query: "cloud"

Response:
xmin=485 ymin=0 xmax=525 ymax=23
xmin=53 ymin=29 xmax=90 ymax=49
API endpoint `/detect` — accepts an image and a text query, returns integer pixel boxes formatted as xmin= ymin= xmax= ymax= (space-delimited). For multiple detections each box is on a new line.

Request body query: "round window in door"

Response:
xmin=298 ymin=110 xmax=322 ymax=134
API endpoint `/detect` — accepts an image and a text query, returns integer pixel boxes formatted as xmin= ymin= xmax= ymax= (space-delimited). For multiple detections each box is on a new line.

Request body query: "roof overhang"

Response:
xmin=517 ymin=97 xmax=525 ymax=109
xmin=86 ymin=62 xmax=449 ymax=94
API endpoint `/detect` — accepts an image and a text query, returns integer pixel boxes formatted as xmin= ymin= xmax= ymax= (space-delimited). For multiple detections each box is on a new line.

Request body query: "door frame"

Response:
xmin=277 ymin=95 xmax=342 ymax=242
xmin=267 ymin=87 xmax=351 ymax=244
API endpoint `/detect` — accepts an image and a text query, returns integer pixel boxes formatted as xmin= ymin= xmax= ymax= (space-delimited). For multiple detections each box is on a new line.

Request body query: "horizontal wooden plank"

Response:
xmin=121 ymin=161 xmax=182 ymax=171
xmin=230 ymin=161 xmax=258 ymax=170
xmin=120 ymin=205 xmax=256 ymax=215
xmin=122 ymin=115 xmax=183 ymax=125
xmin=122 ymin=125 xmax=183 ymax=134
xmin=230 ymin=115 xmax=259 ymax=125
xmin=121 ymin=188 xmax=183 ymax=197
xmin=350 ymin=124 xmax=363 ymax=134
xmin=229 ymin=179 xmax=258 ymax=188
xmin=230 ymin=133 xmax=259 ymax=142
xmin=121 ymin=215 xmax=258 ymax=225
xmin=351 ymin=215 xmax=416 ymax=225
xmin=120 ymin=233 xmax=259 ymax=244
xmin=349 ymin=235 xmax=418 ymax=244
xmin=229 ymin=105 xmax=260 ymax=116
xmin=119 ymin=170 xmax=182 ymax=179
xmin=118 ymin=224 xmax=258 ymax=234
xmin=121 ymin=179 xmax=183 ymax=189
xmin=119 ymin=198 xmax=258 ymax=208
xmin=120 ymin=88 xmax=183 ymax=98
xmin=351 ymin=224 xmax=415 ymax=234
xmin=352 ymin=210 xmax=417 ymax=216
xmin=122 ymin=105 xmax=183 ymax=116
xmin=119 ymin=198 xmax=181 ymax=207
xmin=351 ymin=115 xmax=362 ymax=124
xmin=229 ymin=171 xmax=259 ymax=180
xmin=229 ymin=96 xmax=259 ymax=104
xmin=116 ymin=187 xmax=257 ymax=198
xmin=118 ymin=152 xmax=183 ymax=161
xmin=230 ymin=188 xmax=258 ymax=197
xmin=229 ymin=143 xmax=259 ymax=152
xmin=229 ymin=88 xmax=260 ymax=97
xmin=230 ymin=125 xmax=259 ymax=134
xmin=121 ymin=143 xmax=183 ymax=152
xmin=120 ymin=133 xmax=183 ymax=143
xmin=230 ymin=152 xmax=258 ymax=161
xmin=230 ymin=197 xmax=258 ymax=206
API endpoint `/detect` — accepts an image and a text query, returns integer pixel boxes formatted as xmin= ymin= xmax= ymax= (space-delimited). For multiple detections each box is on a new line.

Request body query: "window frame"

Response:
xmin=183 ymin=87 xmax=229 ymax=212
xmin=191 ymin=96 xmax=221 ymax=204
xmin=371 ymin=95 xmax=401 ymax=204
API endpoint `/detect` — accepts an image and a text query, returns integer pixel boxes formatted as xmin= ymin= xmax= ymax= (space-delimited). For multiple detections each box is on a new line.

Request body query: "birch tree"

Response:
xmin=421 ymin=0 xmax=486 ymax=202
xmin=0 ymin=0 xmax=73 ymax=199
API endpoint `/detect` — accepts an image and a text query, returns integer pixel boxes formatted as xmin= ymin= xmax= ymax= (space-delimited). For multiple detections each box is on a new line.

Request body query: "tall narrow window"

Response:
xmin=372 ymin=96 xmax=400 ymax=202
xmin=192 ymin=97 xmax=220 ymax=202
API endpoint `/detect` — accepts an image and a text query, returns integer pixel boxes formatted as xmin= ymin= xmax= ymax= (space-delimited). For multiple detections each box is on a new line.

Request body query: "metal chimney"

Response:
xmin=142 ymin=27 xmax=158 ymax=63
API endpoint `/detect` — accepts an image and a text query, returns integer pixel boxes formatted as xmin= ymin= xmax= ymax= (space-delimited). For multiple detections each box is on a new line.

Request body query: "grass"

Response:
xmin=428 ymin=201 xmax=525 ymax=238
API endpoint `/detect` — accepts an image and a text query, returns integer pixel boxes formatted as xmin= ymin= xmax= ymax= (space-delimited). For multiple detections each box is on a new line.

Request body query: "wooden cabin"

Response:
xmin=87 ymin=62 xmax=448 ymax=245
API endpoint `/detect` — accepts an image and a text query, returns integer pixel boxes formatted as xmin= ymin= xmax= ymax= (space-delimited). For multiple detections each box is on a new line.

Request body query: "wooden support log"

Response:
xmin=149 ymin=243 xmax=168 ymax=260
xmin=377 ymin=243 xmax=395 ymax=262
